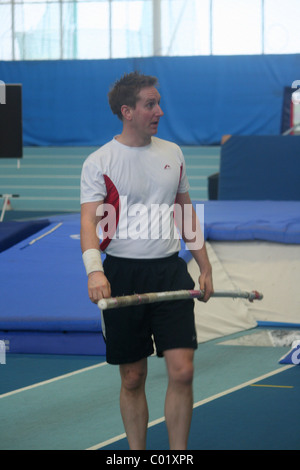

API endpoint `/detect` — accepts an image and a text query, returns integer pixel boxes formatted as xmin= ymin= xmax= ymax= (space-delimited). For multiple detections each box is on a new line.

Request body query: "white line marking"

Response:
xmin=0 ymin=361 xmax=108 ymax=399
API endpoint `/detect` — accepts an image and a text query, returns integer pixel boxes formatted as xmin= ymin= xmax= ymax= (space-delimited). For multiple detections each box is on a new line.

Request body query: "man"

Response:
xmin=80 ymin=72 xmax=213 ymax=450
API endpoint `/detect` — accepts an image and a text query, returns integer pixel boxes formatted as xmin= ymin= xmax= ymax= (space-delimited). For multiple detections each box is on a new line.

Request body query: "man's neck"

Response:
xmin=116 ymin=132 xmax=151 ymax=148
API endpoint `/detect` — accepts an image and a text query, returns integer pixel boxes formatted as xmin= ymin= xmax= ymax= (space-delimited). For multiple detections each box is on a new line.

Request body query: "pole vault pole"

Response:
xmin=98 ymin=289 xmax=263 ymax=311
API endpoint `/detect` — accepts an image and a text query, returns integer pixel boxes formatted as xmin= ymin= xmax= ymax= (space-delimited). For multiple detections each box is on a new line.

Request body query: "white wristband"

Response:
xmin=82 ymin=249 xmax=104 ymax=276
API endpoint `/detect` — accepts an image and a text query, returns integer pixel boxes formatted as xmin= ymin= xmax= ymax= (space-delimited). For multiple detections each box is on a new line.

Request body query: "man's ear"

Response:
xmin=120 ymin=105 xmax=133 ymax=121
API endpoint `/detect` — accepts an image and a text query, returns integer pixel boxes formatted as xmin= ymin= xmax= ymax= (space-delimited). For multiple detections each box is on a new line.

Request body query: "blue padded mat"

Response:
xmin=201 ymin=200 xmax=300 ymax=245
xmin=0 ymin=214 xmax=106 ymax=354
xmin=0 ymin=330 xmax=106 ymax=356
xmin=0 ymin=201 xmax=300 ymax=355
xmin=218 ymin=136 xmax=300 ymax=201
xmin=0 ymin=219 xmax=50 ymax=253
xmin=0 ymin=216 xmax=100 ymax=332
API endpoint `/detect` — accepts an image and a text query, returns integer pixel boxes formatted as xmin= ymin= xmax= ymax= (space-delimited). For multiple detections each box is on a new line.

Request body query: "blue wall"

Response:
xmin=0 ymin=55 xmax=299 ymax=147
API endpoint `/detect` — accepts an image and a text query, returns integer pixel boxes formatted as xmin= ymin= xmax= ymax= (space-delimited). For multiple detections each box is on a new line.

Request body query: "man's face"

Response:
xmin=129 ymin=86 xmax=164 ymax=139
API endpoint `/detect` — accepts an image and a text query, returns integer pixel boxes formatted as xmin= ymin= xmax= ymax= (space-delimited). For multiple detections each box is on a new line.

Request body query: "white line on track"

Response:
xmin=0 ymin=361 xmax=108 ymax=399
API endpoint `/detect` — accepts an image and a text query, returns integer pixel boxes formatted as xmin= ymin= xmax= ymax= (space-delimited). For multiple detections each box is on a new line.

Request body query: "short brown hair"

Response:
xmin=108 ymin=71 xmax=158 ymax=120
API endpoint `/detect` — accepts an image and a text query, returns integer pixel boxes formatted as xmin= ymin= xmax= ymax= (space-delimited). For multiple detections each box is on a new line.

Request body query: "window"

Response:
xmin=212 ymin=0 xmax=262 ymax=55
xmin=161 ymin=0 xmax=211 ymax=56
xmin=111 ymin=0 xmax=153 ymax=58
xmin=76 ymin=1 xmax=110 ymax=59
xmin=264 ymin=0 xmax=300 ymax=54
xmin=0 ymin=4 xmax=12 ymax=60
xmin=14 ymin=1 xmax=61 ymax=59
xmin=0 ymin=0 xmax=299 ymax=61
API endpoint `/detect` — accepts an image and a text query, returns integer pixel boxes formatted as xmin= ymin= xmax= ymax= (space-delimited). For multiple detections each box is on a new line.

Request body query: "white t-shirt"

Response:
xmin=80 ymin=136 xmax=190 ymax=258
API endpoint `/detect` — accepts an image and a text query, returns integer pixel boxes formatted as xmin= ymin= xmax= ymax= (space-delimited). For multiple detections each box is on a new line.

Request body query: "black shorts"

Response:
xmin=102 ymin=253 xmax=198 ymax=365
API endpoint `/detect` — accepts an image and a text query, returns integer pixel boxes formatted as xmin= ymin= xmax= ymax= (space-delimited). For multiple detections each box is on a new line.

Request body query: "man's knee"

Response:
xmin=170 ymin=363 xmax=194 ymax=386
xmin=120 ymin=360 xmax=147 ymax=391
xmin=165 ymin=349 xmax=194 ymax=386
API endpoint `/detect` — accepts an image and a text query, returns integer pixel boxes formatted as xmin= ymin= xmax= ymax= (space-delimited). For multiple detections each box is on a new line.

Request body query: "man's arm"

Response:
xmin=175 ymin=192 xmax=213 ymax=302
xmin=80 ymin=201 xmax=111 ymax=303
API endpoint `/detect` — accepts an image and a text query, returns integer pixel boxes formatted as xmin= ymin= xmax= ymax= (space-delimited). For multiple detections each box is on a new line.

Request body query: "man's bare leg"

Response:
xmin=119 ymin=358 xmax=148 ymax=450
xmin=164 ymin=349 xmax=194 ymax=450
